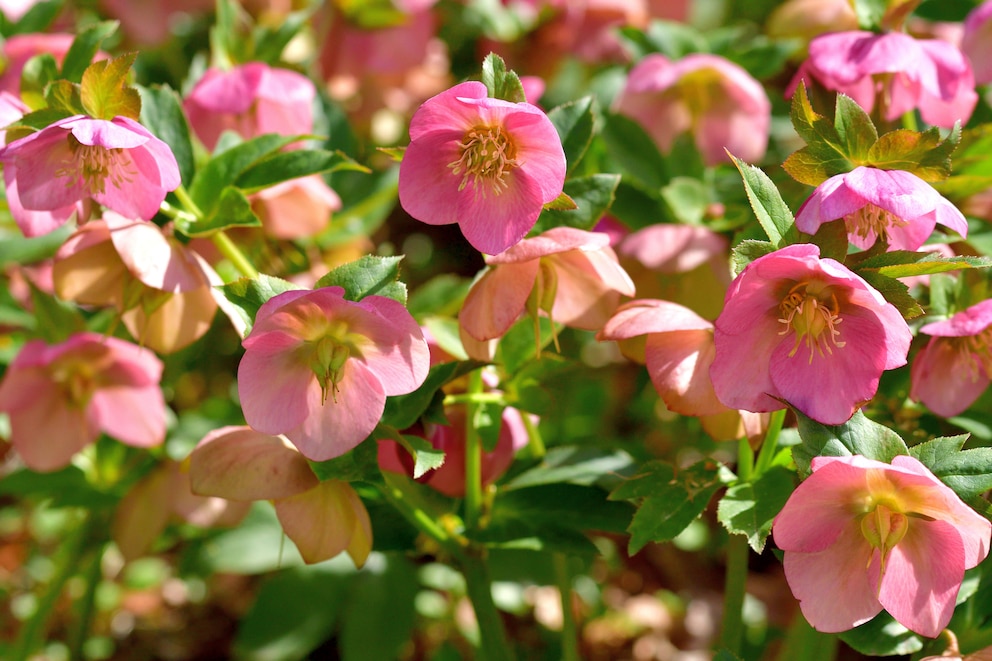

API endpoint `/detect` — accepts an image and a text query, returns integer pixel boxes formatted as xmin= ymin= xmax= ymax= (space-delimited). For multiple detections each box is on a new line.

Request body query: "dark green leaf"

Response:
xmin=532 ymin=174 xmax=620 ymax=233
xmin=783 ymin=84 xmax=856 ymax=185
xmin=19 ymin=53 xmax=59 ymax=109
xmin=218 ymin=274 xmax=305 ymax=335
xmin=314 ymin=255 xmax=407 ymax=304
xmin=0 ymin=224 xmax=72 ymax=268
xmin=308 ymin=436 xmax=382 ymax=484
xmin=381 ymin=360 xmax=486 ymax=430
xmin=189 ymin=134 xmax=299 ymax=216
xmin=730 ymin=239 xmax=776 ymax=277
xmin=505 ymin=446 xmax=636 ymax=489
xmin=491 ymin=483 xmax=634 ymax=535
xmin=61 ymin=20 xmax=118 ymax=83
xmin=179 ymin=186 xmax=261 ymax=237
xmin=717 ymin=466 xmax=794 ymax=552
xmin=853 ymin=250 xmax=992 ymax=279
xmin=792 ymin=409 xmax=909 ymax=478
xmin=855 ymin=269 xmax=925 ymax=319
xmin=909 ymin=434 xmax=992 ymax=501
xmin=30 ymin=282 xmax=85 ymax=343
xmin=138 ymin=84 xmax=195 ymax=187
xmin=601 ymin=112 xmax=669 ymax=190
xmin=480 ymin=52 xmax=526 ymax=103
xmin=839 ymin=612 xmax=922 ymax=656
xmin=833 ymin=94 xmax=877 ymax=163
xmin=548 ymin=96 xmax=595 ymax=175
xmin=339 ymin=554 xmax=419 ymax=661
xmin=729 ymin=154 xmax=795 ymax=245
xmin=235 ymin=149 xmax=369 ymax=193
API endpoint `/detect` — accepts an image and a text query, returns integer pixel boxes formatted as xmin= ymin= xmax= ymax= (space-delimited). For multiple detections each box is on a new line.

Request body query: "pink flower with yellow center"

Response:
xmin=795 ymin=167 xmax=968 ymax=251
xmin=0 ymin=115 xmax=181 ymax=237
xmin=710 ymin=244 xmax=911 ymax=425
xmin=237 ymin=287 xmax=430 ymax=461
xmin=773 ymin=454 xmax=991 ymax=637
xmin=910 ymin=299 xmax=992 ymax=418
xmin=398 ymin=81 xmax=567 ymax=255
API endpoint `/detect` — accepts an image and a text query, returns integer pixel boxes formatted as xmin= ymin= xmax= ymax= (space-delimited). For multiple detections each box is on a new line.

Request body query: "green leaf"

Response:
xmin=314 ymin=255 xmax=407 ymax=304
xmin=531 ymin=174 xmax=620 ymax=234
xmin=505 ymin=446 xmax=636 ymax=489
xmin=853 ymin=250 xmax=992 ymax=279
xmin=480 ymin=52 xmax=526 ymax=103
xmin=219 ymin=274 xmax=305 ymax=335
xmin=729 ymin=154 xmax=795 ymax=245
xmin=783 ymin=84 xmax=858 ymax=186
xmin=44 ymin=79 xmax=84 ymax=115
xmin=866 ymin=124 xmax=960 ymax=182
xmin=730 ymin=239 xmax=776 ymax=277
xmin=138 ymin=84 xmax=195 ymax=187
xmin=909 ymin=434 xmax=992 ymax=501
xmin=30 ymin=282 xmax=85 ymax=344
xmin=839 ymin=612 xmax=922 ymax=656
xmin=235 ymin=149 xmax=369 ymax=193
xmin=855 ymin=269 xmax=925 ymax=319
xmin=252 ymin=6 xmax=317 ymax=63
xmin=601 ymin=112 xmax=669 ymax=190
xmin=179 ymin=186 xmax=261 ymax=237
xmin=19 ymin=53 xmax=60 ymax=110
xmin=0 ymin=223 xmax=72 ymax=269
xmin=833 ymin=93 xmax=878 ymax=163
xmin=548 ymin=96 xmax=595 ymax=175
xmin=380 ymin=360 xmax=486 ymax=430
xmin=189 ymin=134 xmax=299 ymax=216
xmin=717 ymin=466 xmax=794 ymax=553
xmin=61 ymin=20 xmax=118 ymax=83
xmin=396 ymin=434 xmax=446 ymax=479
xmin=661 ymin=176 xmax=709 ymax=225
xmin=190 ymin=503 xmax=307 ymax=574
xmin=2 ymin=1 xmax=62 ymax=37
xmin=852 ymin=0 xmax=889 ymax=30
xmin=490 ymin=484 xmax=634 ymax=535
xmin=543 ymin=192 xmax=578 ymax=211
xmin=308 ymin=437 xmax=381 ymax=484
xmin=339 ymin=554 xmax=419 ymax=661
xmin=80 ymin=52 xmax=141 ymax=120
xmin=792 ymin=409 xmax=909 ymax=478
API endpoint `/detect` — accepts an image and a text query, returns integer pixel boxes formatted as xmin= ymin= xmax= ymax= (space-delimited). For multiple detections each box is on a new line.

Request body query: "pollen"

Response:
xmin=447 ymin=124 xmax=519 ymax=197
xmin=843 ymin=203 xmax=909 ymax=244
xmin=57 ymin=134 xmax=137 ymax=197
xmin=778 ymin=281 xmax=846 ymax=363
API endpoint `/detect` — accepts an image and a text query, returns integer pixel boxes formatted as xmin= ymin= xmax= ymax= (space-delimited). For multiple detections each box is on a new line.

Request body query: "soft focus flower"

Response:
xmin=773 ymin=454 xmax=991 ymax=637
xmin=765 ymin=0 xmax=858 ymax=54
xmin=189 ymin=426 xmax=372 ymax=566
xmin=790 ymin=31 xmax=977 ymax=128
xmin=98 ymin=0 xmax=214 ymax=46
xmin=0 ymin=33 xmax=75 ymax=94
xmin=0 ymin=90 xmax=28 ymax=144
xmin=52 ymin=212 xmax=219 ymax=353
xmin=0 ymin=333 xmax=166 ymax=472
xmin=962 ymin=1 xmax=992 ymax=85
xmin=910 ymin=299 xmax=992 ymax=417
xmin=795 ymin=166 xmax=968 ymax=251
xmin=710 ymin=243 xmax=912 ymax=425
xmin=250 ymin=174 xmax=342 ymax=240
xmin=614 ymin=53 xmax=771 ymax=166
xmin=184 ymin=62 xmax=316 ymax=151
xmin=398 ymin=81 xmax=566 ymax=255
xmin=237 ymin=287 xmax=430 ymax=461
xmin=0 ymin=115 xmax=181 ymax=237
xmin=459 ymin=227 xmax=636 ymax=343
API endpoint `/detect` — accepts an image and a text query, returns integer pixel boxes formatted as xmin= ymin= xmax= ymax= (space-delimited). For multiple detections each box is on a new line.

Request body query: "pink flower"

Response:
xmin=0 ymin=333 xmax=166 ymax=472
xmin=0 ymin=33 xmax=75 ymax=95
xmin=773 ymin=454 xmax=991 ymax=637
xmin=795 ymin=167 xmax=968 ymax=251
xmin=250 ymin=174 xmax=342 ymax=240
xmin=398 ymin=81 xmax=566 ymax=255
xmin=184 ymin=62 xmax=316 ymax=151
xmin=459 ymin=227 xmax=636 ymax=343
xmin=910 ymin=299 xmax=992 ymax=417
xmin=614 ymin=53 xmax=771 ymax=166
xmin=0 ymin=91 xmax=29 ymax=145
xmin=0 ymin=115 xmax=181 ymax=237
xmin=237 ymin=287 xmax=430 ymax=461
xmin=710 ymin=243 xmax=911 ymax=425
xmin=790 ymin=31 xmax=977 ymax=128
xmin=962 ymin=1 xmax=992 ymax=85
xmin=189 ymin=426 xmax=372 ymax=565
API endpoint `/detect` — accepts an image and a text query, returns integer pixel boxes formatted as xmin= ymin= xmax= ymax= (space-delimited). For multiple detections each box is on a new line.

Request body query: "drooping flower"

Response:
xmin=790 ymin=31 xmax=977 ymax=128
xmin=0 ymin=115 xmax=181 ymax=237
xmin=910 ymin=299 xmax=992 ymax=417
xmin=459 ymin=226 xmax=636 ymax=344
xmin=614 ymin=53 xmax=771 ymax=166
xmin=962 ymin=0 xmax=992 ymax=85
xmin=398 ymin=81 xmax=567 ymax=255
xmin=710 ymin=243 xmax=912 ymax=425
xmin=237 ymin=287 xmax=430 ymax=461
xmin=250 ymin=174 xmax=342 ymax=240
xmin=795 ymin=166 xmax=968 ymax=252
xmin=189 ymin=426 xmax=372 ymax=566
xmin=0 ymin=333 xmax=166 ymax=472
xmin=773 ymin=454 xmax=991 ymax=637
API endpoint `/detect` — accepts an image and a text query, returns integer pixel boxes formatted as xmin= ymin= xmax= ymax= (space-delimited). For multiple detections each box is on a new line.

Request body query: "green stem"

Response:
xmin=554 ymin=553 xmax=579 ymax=661
xmin=753 ymin=409 xmax=786 ymax=477
xmin=776 ymin=612 xmax=837 ymax=661
xmin=461 ymin=552 xmax=514 ymax=661
xmin=377 ymin=475 xmax=465 ymax=557
xmin=720 ymin=532 xmax=749 ymax=656
xmin=736 ymin=436 xmax=754 ymax=483
xmin=464 ymin=369 xmax=485 ymax=530
xmin=521 ymin=410 xmax=545 ymax=460
xmin=211 ymin=230 xmax=259 ymax=279
xmin=172 ymin=184 xmax=206 ymax=220
xmin=443 ymin=392 xmax=506 ymax=406
xmin=68 ymin=544 xmax=105 ymax=659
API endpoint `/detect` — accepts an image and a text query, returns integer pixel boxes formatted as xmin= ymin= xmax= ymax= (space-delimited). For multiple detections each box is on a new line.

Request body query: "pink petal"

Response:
xmin=238 ymin=344 xmax=314 ymax=435
xmin=459 ymin=261 xmax=539 ymax=341
xmin=5 ymin=381 xmax=97 ymax=472
xmin=645 ymin=329 xmax=726 ymax=416
xmin=910 ymin=338 xmax=989 ymax=417
xmin=90 ymin=384 xmax=166 ymax=448
xmin=455 ymin=166 xmax=546 ymax=255
xmin=274 ymin=480 xmax=365 ymax=564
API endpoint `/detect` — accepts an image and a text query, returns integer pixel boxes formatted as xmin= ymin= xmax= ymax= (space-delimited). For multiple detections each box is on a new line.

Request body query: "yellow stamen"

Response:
xmin=447 ymin=125 xmax=519 ymax=197
xmin=778 ymin=281 xmax=846 ymax=363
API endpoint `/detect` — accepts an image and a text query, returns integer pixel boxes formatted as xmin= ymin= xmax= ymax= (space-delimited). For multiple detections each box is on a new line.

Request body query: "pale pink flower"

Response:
xmin=184 ymin=62 xmax=316 ymax=151
xmin=0 ymin=33 xmax=75 ymax=95
xmin=0 ymin=91 xmax=28 ymax=144
xmin=237 ymin=287 xmax=430 ymax=461
xmin=459 ymin=227 xmax=636 ymax=343
xmin=0 ymin=333 xmax=166 ymax=472
xmin=0 ymin=115 xmax=181 ymax=237
xmin=0 ymin=0 xmax=42 ymax=22
xmin=910 ymin=299 xmax=992 ymax=417
xmin=189 ymin=426 xmax=372 ymax=565
xmin=398 ymin=81 xmax=566 ymax=255
xmin=962 ymin=1 xmax=992 ymax=85
xmin=773 ymin=454 xmax=991 ymax=637
xmin=250 ymin=174 xmax=342 ymax=240
xmin=614 ymin=53 xmax=771 ymax=166
xmin=790 ymin=31 xmax=977 ymax=128
xmin=795 ymin=167 xmax=968 ymax=251
xmin=710 ymin=243 xmax=912 ymax=425
xmin=98 ymin=0 xmax=214 ymax=46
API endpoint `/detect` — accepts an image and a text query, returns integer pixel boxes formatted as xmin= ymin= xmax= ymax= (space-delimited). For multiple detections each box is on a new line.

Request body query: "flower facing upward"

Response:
xmin=710 ymin=244 xmax=911 ymax=425
xmin=910 ymin=299 xmax=992 ymax=417
xmin=773 ymin=454 xmax=991 ymax=637
xmin=398 ymin=81 xmax=566 ymax=255
xmin=237 ymin=287 xmax=430 ymax=461
xmin=795 ymin=167 xmax=968 ymax=252
xmin=0 ymin=115 xmax=181 ymax=237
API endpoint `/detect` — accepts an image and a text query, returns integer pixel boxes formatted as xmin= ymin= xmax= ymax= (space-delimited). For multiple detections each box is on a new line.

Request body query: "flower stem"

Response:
xmin=521 ymin=410 xmax=545 ymax=460
xmin=443 ymin=392 xmax=505 ymax=406
xmin=211 ymin=230 xmax=259 ymax=279
xmin=554 ymin=553 xmax=579 ymax=661
xmin=68 ymin=544 xmax=105 ymax=660
xmin=461 ymin=551 xmax=514 ymax=661
xmin=377 ymin=474 xmax=466 ymax=556
xmin=464 ymin=369 xmax=485 ymax=530
xmin=172 ymin=184 xmax=206 ymax=220
xmin=719 ymin=532 xmax=749 ymax=657
xmin=753 ymin=409 xmax=786 ymax=477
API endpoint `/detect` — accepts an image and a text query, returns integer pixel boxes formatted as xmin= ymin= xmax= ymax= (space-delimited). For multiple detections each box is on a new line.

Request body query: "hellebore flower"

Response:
xmin=963 ymin=1 xmax=992 ymax=85
xmin=0 ymin=114 xmax=181 ymax=237
xmin=710 ymin=243 xmax=911 ymax=425
xmin=614 ymin=53 xmax=771 ymax=166
xmin=250 ymin=174 xmax=342 ymax=240
xmin=0 ymin=333 xmax=166 ymax=472
xmin=459 ymin=226 xmax=636 ymax=344
xmin=773 ymin=454 xmax=991 ymax=637
xmin=795 ymin=167 xmax=968 ymax=251
xmin=237 ymin=287 xmax=430 ymax=461
xmin=790 ymin=30 xmax=977 ymax=128
xmin=910 ymin=299 xmax=992 ymax=417
xmin=398 ymin=80 xmax=567 ymax=255
xmin=189 ymin=426 xmax=372 ymax=566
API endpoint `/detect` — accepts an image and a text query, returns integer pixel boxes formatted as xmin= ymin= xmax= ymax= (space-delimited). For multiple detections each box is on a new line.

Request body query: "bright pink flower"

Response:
xmin=614 ymin=53 xmax=771 ymax=166
xmin=398 ymin=81 xmax=566 ymax=255
xmin=459 ymin=227 xmax=635 ymax=343
xmin=962 ymin=1 xmax=992 ymax=85
xmin=237 ymin=287 xmax=430 ymax=461
xmin=0 ymin=333 xmax=166 ymax=472
xmin=710 ymin=243 xmax=911 ymax=425
xmin=184 ymin=62 xmax=316 ymax=151
xmin=773 ymin=454 xmax=991 ymax=637
xmin=910 ymin=299 xmax=992 ymax=417
xmin=795 ymin=167 xmax=968 ymax=252
xmin=790 ymin=31 xmax=977 ymax=128
xmin=0 ymin=115 xmax=181 ymax=237
xmin=250 ymin=174 xmax=342 ymax=240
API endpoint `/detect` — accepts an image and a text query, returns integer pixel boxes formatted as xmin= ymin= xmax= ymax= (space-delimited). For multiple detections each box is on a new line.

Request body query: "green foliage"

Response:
xmin=308 ymin=437 xmax=381 ymax=483
xmin=481 ymin=52 xmax=526 ymax=103
xmin=138 ymin=84 xmax=195 ymax=186
xmin=218 ymin=274 xmax=305 ymax=334
xmin=338 ymin=554 xmax=419 ymax=661
xmin=548 ymin=96 xmax=595 ymax=175
xmin=866 ymin=125 xmax=959 ymax=182
xmin=601 ymin=112 xmax=669 ymax=190
xmin=80 ymin=53 xmax=141 ymax=120
xmin=909 ymin=435 xmax=992 ymax=502
xmin=235 ymin=149 xmax=369 ymax=193
xmin=531 ymin=174 xmax=620 ymax=234
xmin=783 ymin=85 xmax=868 ymax=186
xmin=717 ymin=466 xmax=794 ymax=553
xmin=61 ymin=20 xmax=119 ymax=83
xmin=852 ymin=250 xmax=992 ymax=279
xmin=839 ymin=613 xmax=922 ymax=656
xmin=729 ymin=154 xmax=795 ymax=246
xmin=314 ymin=255 xmax=408 ymax=304
xmin=791 ymin=410 xmax=910 ymax=478
xmin=380 ymin=360 xmax=486 ymax=430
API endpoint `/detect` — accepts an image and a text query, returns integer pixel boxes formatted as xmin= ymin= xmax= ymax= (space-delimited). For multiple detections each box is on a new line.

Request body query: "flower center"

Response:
xmin=843 ymin=203 xmax=908 ymax=244
xmin=952 ymin=327 xmax=992 ymax=381
xmin=307 ymin=320 xmax=367 ymax=405
xmin=447 ymin=125 xmax=519 ymax=197
xmin=860 ymin=503 xmax=909 ymax=577
xmin=57 ymin=134 xmax=137 ymax=197
xmin=777 ymin=281 xmax=846 ymax=363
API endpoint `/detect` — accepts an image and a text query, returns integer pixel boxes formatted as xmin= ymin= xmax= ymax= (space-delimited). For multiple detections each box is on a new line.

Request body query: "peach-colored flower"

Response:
xmin=250 ymin=174 xmax=342 ymax=240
